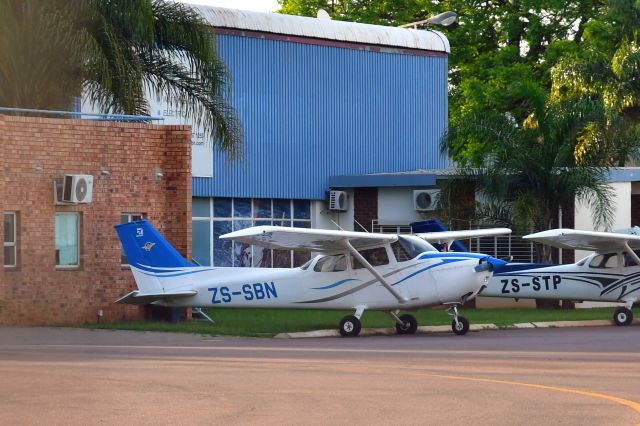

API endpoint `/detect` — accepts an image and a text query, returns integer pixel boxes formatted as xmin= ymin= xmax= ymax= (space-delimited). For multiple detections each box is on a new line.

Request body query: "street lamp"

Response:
xmin=399 ymin=11 xmax=458 ymax=29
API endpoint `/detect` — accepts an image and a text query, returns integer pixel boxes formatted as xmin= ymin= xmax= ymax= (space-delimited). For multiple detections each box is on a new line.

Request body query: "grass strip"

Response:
xmin=84 ymin=307 xmax=618 ymax=337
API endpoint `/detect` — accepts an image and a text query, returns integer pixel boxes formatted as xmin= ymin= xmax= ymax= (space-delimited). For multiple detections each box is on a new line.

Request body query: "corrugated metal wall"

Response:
xmin=193 ymin=34 xmax=448 ymax=200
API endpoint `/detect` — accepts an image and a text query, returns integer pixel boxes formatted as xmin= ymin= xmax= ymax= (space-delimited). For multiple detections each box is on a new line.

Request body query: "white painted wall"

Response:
xmin=311 ymin=196 xmax=355 ymax=231
xmin=377 ymin=188 xmax=435 ymax=225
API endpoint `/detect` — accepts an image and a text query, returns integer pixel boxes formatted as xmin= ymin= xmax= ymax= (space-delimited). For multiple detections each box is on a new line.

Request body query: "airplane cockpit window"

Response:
xmin=589 ymin=253 xmax=619 ymax=268
xmin=623 ymin=250 xmax=640 ymax=267
xmin=394 ymin=236 xmax=437 ymax=261
xmin=353 ymin=247 xmax=389 ymax=269
xmin=300 ymin=258 xmax=313 ymax=270
xmin=313 ymin=254 xmax=347 ymax=272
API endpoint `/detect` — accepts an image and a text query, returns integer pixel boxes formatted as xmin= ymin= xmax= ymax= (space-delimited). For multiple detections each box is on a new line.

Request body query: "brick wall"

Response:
xmin=353 ymin=188 xmax=378 ymax=231
xmin=0 ymin=115 xmax=191 ymax=325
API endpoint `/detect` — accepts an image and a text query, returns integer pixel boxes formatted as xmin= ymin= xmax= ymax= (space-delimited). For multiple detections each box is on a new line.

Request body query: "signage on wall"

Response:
xmin=148 ymin=93 xmax=213 ymax=178
xmin=81 ymin=90 xmax=213 ymax=178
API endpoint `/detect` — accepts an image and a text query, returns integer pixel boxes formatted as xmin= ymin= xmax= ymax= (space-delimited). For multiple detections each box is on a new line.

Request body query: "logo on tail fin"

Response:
xmin=142 ymin=242 xmax=156 ymax=251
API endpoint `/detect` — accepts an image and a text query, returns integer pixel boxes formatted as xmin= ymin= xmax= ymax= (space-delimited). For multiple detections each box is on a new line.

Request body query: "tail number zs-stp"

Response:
xmin=501 ymin=275 xmax=561 ymax=294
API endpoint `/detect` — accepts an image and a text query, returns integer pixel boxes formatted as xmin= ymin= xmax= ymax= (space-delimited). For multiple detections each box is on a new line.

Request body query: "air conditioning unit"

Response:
xmin=413 ymin=189 xmax=439 ymax=211
xmin=329 ymin=190 xmax=348 ymax=211
xmin=62 ymin=174 xmax=93 ymax=203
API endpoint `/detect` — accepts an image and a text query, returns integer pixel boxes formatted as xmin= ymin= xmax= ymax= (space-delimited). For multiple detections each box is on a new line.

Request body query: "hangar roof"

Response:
xmin=192 ymin=6 xmax=450 ymax=53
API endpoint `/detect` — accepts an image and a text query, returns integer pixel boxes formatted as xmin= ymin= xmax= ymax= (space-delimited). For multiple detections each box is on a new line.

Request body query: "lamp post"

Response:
xmin=399 ymin=11 xmax=458 ymax=29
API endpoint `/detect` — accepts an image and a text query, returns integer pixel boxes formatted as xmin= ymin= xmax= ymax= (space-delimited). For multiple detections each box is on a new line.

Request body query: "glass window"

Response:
xmin=293 ymin=200 xmax=311 ymax=219
xmin=353 ymin=247 xmax=389 ymax=269
xmin=120 ymin=213 xmax=144 ymax=265
xmin=210 ymin=198 xmax=312 ymax=268
xmin=55 ymin=213 xmax=79 ymax=267
xmin=395 ymin=236 xmax=437 ymax=260
xmin=3 ymin=212 xmax=16 ymax=267
xmin=589 ymin=253 xmax=619 ymax=269
xmin=273 ymin=199 xmax=291 ymax=223
xmin=192 ymin=220 xmax=211 ymax=266
xmin=192 ymin=198 xmax=210 ymax=217
xmin=233 ymin=198 xmax=252 ymax=218
xmin=253 ymin=199 xmax=272 ymax=218
xmin=313 ymin=254 xmax=347 ymax=272
xmin=213 ymin=198 xmax=232 ymax=217
xmin=213 ymin=220 xmax=232 ymax=267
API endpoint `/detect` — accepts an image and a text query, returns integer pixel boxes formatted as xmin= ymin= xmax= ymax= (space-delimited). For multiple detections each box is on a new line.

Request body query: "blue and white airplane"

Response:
xmin=482 ymin=228 xmax=640 ymax=326
xmin=115 ymin=220 xmax=509 ymax=337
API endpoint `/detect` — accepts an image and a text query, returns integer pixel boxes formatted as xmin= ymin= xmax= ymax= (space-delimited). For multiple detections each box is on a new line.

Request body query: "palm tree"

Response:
xmin=440 ymin=98 xmax=614 ymax=263
xmin=0 ymin=0 xmax=241 ymax=155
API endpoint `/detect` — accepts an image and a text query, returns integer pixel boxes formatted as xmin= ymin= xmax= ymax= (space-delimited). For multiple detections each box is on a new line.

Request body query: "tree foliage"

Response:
xmin=440 ymin=98 xmax=614 ymax=259
xmin=0 ymin=0 xmax=242 ymax=155
xmin=278 ymin=0 xmax=601 ymax=163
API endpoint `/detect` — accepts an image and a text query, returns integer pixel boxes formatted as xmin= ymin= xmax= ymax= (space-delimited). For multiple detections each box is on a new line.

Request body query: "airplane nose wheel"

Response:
xmin=613 ymin=307 xmax=633 ymax=326
xmin=339 ymin=315 xmax=362 ymax=337
xmin=446 ymin=304 xmax=470 ymax=335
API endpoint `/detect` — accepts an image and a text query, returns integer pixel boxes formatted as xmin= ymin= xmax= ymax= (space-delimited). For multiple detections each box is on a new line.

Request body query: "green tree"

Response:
xmin=0 ymin=0 xmax=241 ymax=155
xmin=278 ymin=0 xmax=600 ymax=163
xmin=550 ymin=1 xmax=640 ymax=166
xmin=440 ymin=98 xmax=613 ymax=262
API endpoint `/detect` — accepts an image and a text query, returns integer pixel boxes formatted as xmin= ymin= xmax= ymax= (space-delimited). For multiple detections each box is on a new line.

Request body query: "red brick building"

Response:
xmin=0 ymin=115 xmax=191 ymax=325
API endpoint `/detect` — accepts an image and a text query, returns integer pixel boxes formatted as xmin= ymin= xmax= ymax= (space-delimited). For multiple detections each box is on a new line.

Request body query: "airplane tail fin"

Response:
xmin=115 ymin=220 xmax=192 ymax=270
xmin=114 ymin=220 xmax=197 ymax=304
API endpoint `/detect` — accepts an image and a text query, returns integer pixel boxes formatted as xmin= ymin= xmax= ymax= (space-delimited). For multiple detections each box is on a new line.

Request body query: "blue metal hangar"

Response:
xmin=190 ymin=6 xmax=450 ymax=268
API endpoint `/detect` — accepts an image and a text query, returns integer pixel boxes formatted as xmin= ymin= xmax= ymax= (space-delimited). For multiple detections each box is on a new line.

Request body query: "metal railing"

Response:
xmin=371 ymin=219 xmax=537 ymax=261
xmin=0 ymin=106 xmax=164 ymax=122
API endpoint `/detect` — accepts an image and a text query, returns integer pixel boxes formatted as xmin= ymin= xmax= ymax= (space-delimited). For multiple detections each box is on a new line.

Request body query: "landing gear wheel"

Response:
xmin=339 ymin=315 xmax=362 ymax=337
xmin=613 ymin=307 xmax=633 ymax=326
xmin=395 ymin=314 xmax=418 ymax=335
xmin=452 ymin=316 xmax=470 ymax=335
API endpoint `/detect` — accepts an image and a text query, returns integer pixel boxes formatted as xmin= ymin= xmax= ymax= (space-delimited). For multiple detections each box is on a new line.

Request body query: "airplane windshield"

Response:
xmin=395 ymin=235 xmax=437 ymax=261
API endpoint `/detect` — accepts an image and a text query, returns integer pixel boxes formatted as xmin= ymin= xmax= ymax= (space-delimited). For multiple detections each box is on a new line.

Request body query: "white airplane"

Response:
xmin=115 ymin=220 xmax=509 ymax=337
xmin=481 ymin=227 xmax=640 ymax=326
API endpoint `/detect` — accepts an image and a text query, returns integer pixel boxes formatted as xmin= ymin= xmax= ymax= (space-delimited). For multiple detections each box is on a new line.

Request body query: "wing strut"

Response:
xmin=623 ymin=242 xmax=640 ymax=265
xmin=342 ymin=240 xmax=407 ymax=304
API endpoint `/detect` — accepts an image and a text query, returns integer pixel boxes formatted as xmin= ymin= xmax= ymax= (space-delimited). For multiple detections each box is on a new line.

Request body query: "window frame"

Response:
xmin=3 ymin=212 xmax=17 ymax=268
xmin=120 ymin=213 xmax=145 ymax=266
xmin=55 ymin=212 xmax=80 ymax=269
xmin=195 ymin=197 xmax=313 ymax=268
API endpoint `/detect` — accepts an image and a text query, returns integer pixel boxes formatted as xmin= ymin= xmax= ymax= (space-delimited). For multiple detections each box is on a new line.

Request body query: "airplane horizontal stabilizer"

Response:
xmin=115 ymin=290 xmax=198 ymax=305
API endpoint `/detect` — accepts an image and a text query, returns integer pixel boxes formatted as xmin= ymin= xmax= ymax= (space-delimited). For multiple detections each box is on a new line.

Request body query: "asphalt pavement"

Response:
xmin=0 ymin=326 xmax=639 ymax=425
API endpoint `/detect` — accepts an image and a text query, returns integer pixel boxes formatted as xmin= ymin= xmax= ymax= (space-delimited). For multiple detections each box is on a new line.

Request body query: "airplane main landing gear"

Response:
xmin=339 ymin=306 xmax=366 ymax=337
xmin=613 ymin=307 xmax=633 ymax=326
xmin=447 ymin=304 xmax=470 ymax=335
xmin=389 ymin=312 xmax=418 ymax=335
xmin=339 ymin=315 xmax=361 ymax=337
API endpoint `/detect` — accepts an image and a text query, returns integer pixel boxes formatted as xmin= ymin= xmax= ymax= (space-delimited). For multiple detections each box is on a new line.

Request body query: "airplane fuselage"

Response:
xmin=134 ymin=252 xmax=493 ymax=310
xmin=483 ymin=254 xmax=640 ymax=304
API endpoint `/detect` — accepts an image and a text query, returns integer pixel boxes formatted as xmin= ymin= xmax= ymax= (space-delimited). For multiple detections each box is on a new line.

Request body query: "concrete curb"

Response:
xmin=274 ymin=319 xmax=640 ymax=339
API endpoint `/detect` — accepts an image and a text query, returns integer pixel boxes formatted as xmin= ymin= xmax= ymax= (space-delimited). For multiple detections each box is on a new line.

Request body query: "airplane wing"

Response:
xmin=416 ymin=228 xmax=512 ymax=243
xmin=523 ymin=228 xmax=640 ymax=252
xmin=220 ymin=226 xmax=397 ymax=253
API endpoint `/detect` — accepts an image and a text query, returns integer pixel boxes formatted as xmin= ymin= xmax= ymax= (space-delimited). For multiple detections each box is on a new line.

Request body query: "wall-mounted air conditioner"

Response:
xmin=62 ymin=174 xmax=94 ymax=203
xmin=329 ymin=190 xmax=348 ymax=211
xmin=413 ymin=189 xmax=439 ymax=211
